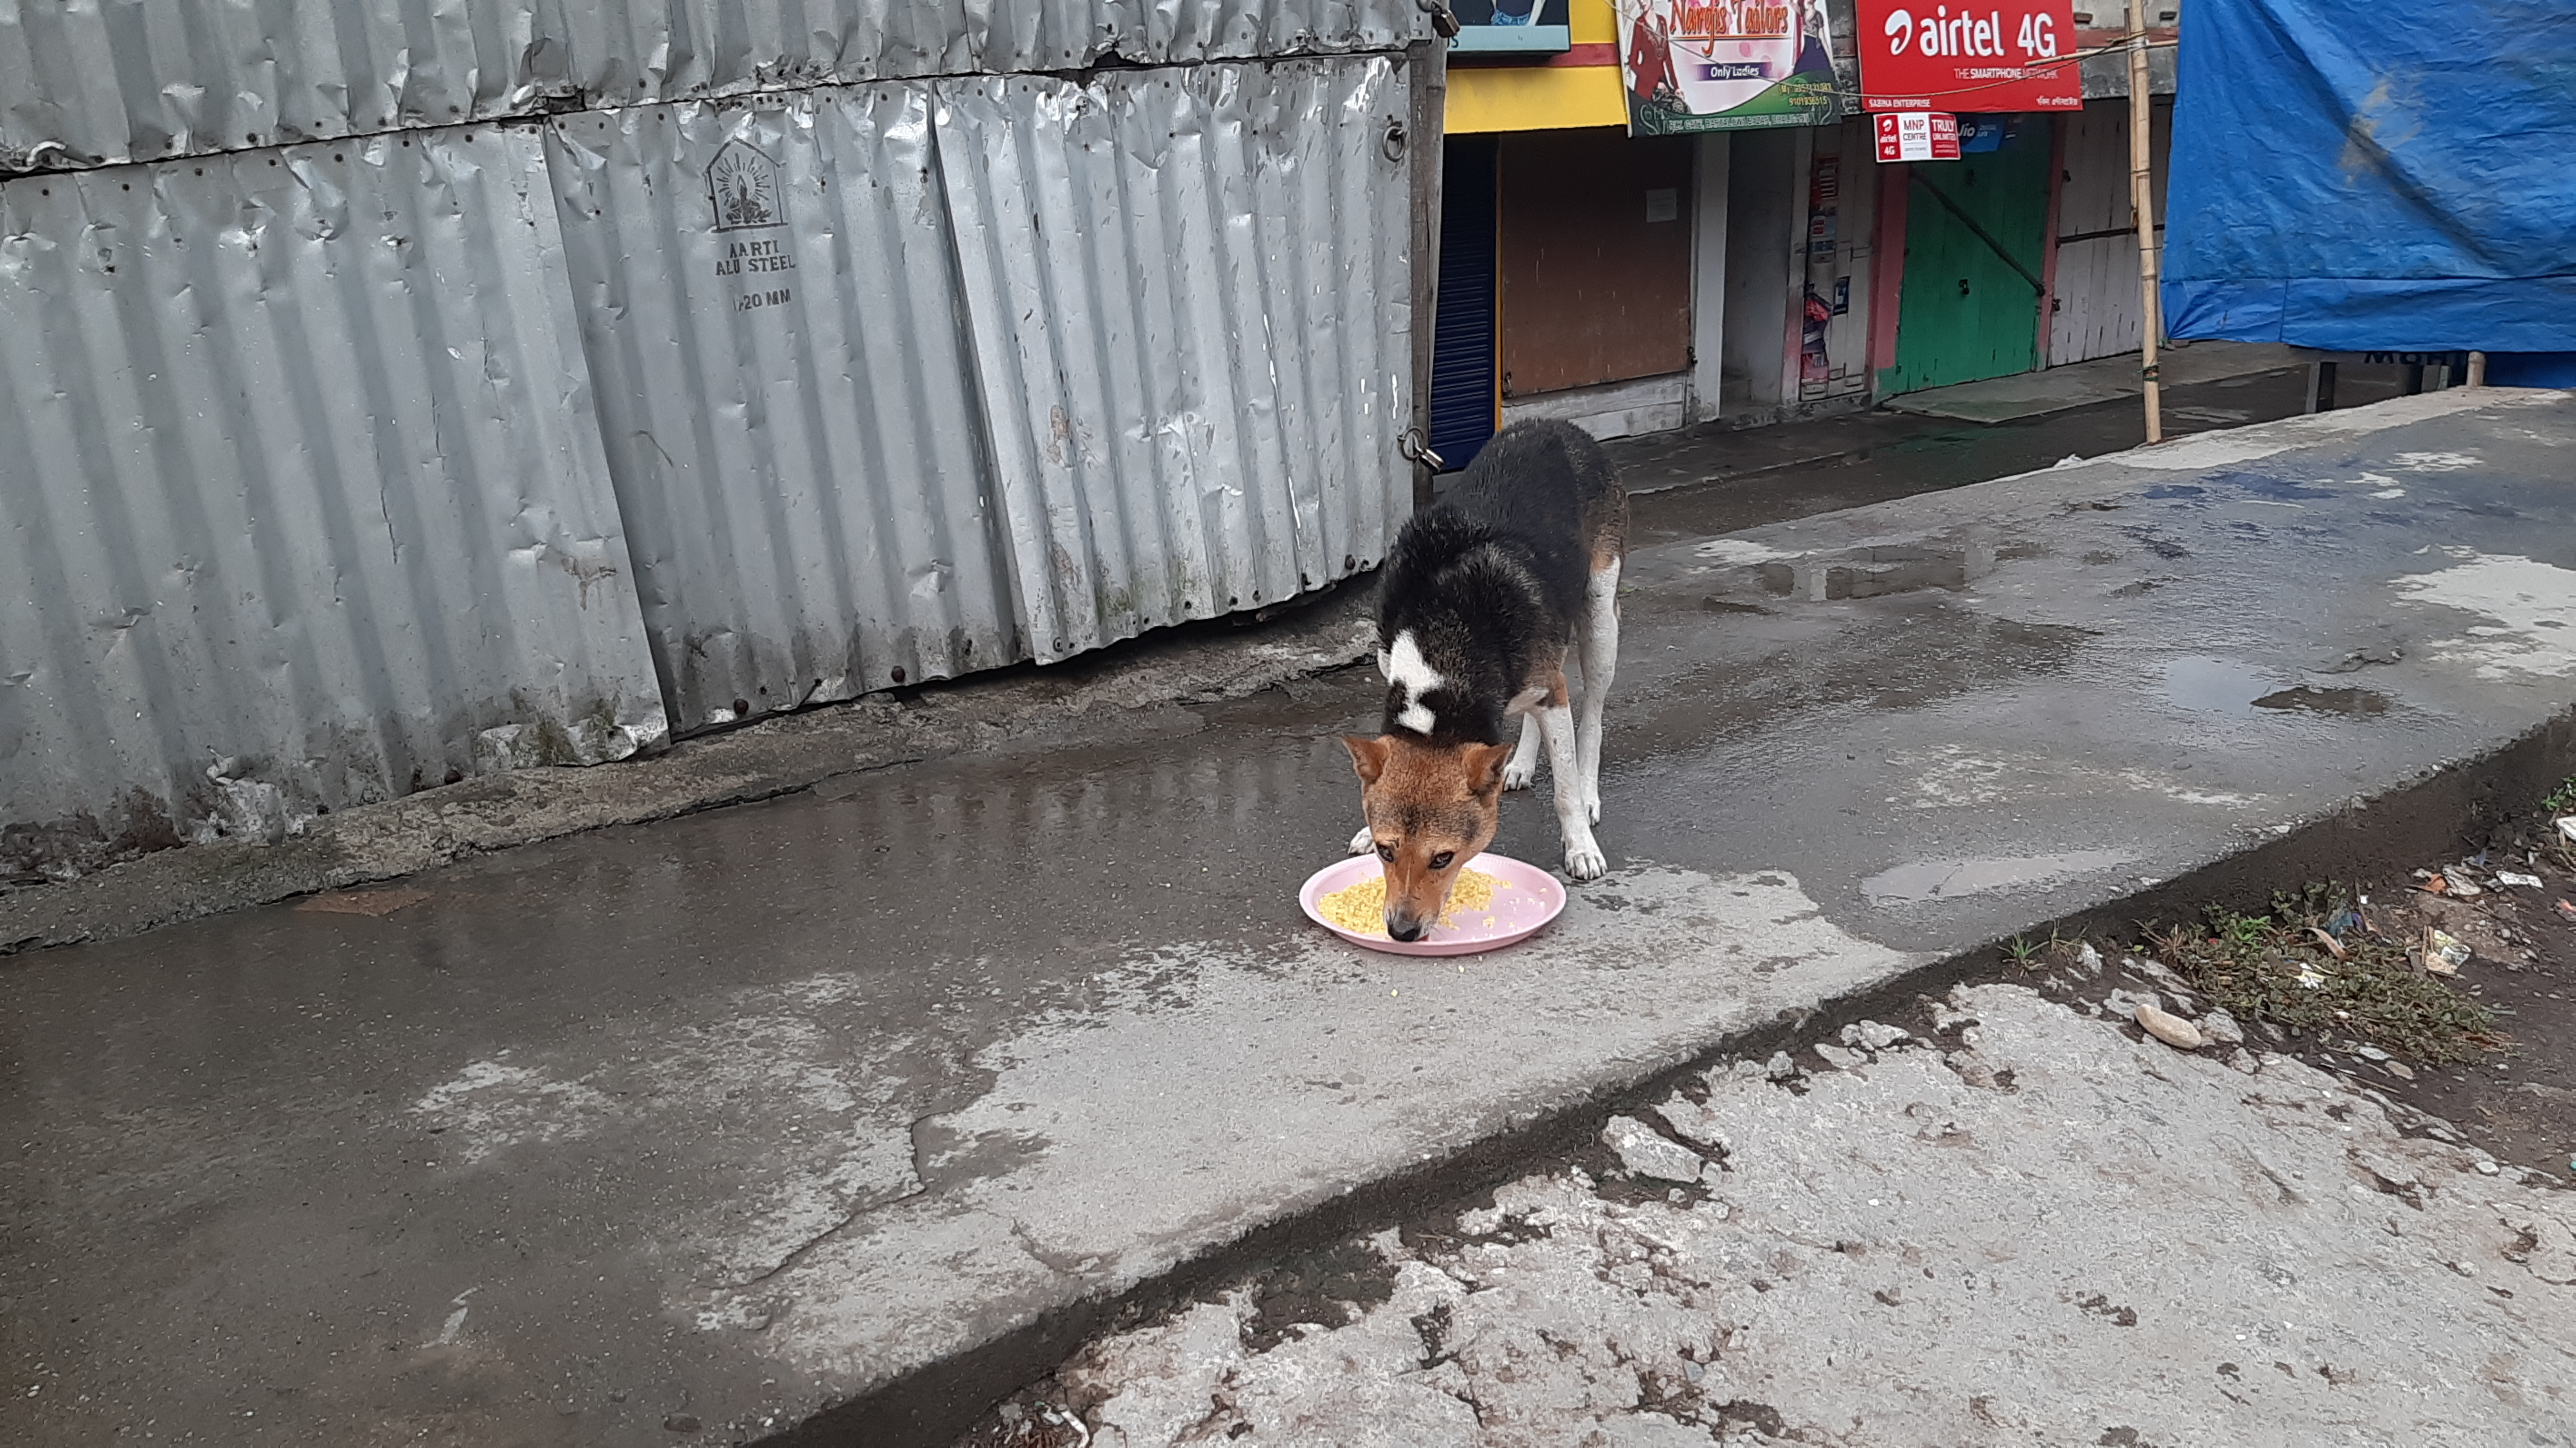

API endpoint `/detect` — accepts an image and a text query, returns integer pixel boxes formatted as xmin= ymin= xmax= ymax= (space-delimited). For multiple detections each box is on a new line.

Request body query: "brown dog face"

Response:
xmin=1341 ymin=734 xmax=1512 ymax=941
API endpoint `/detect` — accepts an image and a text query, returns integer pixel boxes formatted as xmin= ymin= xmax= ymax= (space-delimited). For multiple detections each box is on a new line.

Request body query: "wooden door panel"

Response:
xmin=1887 ymin=130 xmax=2051 ymax=393
xmin=1497 ymin=130 xmax=1696 ymax=397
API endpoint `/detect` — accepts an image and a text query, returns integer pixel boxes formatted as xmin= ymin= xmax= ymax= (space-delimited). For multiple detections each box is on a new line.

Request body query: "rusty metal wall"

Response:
xmin=0 ymin=126 xmax=668 ymax=876
xmin=939 ymin=55 xmax=1415 ymax=663
xmin=0 ymin=0 xmax=1427 ymax=173
xmin=545 ymin=87 xmax=1021 ymax=732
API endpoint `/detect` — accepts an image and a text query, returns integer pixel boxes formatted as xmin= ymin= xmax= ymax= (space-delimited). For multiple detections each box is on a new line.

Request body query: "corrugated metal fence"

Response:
xmin=0 ymin=1 xmax=1425 ymax=877
xmin=0 ymin=0 xmax=1420 ymax=171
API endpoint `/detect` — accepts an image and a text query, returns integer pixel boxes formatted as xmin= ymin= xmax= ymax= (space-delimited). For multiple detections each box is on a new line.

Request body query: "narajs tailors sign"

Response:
xmin=1854 ymin=0 xmax=2083 ymax=111
xmin=1616 ymin=0 xmax=1841 ymax=135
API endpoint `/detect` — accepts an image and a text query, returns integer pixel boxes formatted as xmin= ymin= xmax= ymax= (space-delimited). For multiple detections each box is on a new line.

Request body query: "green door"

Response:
xmin=1882 ymin=125 xmax=2053 ymax=396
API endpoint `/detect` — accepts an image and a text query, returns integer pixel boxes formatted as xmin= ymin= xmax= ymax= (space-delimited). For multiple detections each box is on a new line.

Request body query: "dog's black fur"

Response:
xmin=1374 ymin=420 xmax=1623 ymax=747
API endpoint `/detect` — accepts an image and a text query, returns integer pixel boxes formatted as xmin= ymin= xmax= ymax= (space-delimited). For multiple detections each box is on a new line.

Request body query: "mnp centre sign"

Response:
xmin=1855 ymin=0 xmax=2083 ymax=112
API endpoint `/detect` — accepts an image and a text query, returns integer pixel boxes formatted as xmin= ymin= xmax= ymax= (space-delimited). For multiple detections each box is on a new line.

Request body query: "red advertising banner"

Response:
xmin=1854 ymin=0 xmax=2084 ymax=112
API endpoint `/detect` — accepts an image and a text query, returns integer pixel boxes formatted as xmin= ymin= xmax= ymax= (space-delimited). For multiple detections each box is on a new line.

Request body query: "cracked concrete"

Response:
xmin=1050 ymin=985 xmax=2576 ymax=1448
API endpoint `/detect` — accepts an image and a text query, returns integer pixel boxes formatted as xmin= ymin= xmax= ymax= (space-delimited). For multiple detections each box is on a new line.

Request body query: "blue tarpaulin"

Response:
xmin=2161 ymin=0 xmax=2576 ymax=355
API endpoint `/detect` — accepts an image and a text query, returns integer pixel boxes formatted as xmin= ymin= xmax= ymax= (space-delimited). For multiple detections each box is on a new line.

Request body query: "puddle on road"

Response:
xmin=2159 ymin=655 xmax=2281 ymax=716
xmin=1738 ymin=530 xmax=2019 ymax=602
xmin=1861 ymin=850 xmax=2135 ymax=905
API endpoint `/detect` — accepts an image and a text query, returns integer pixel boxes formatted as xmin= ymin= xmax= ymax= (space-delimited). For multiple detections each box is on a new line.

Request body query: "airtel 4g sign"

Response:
xmin=1856 ymin=0 xmax=2083 ymax=111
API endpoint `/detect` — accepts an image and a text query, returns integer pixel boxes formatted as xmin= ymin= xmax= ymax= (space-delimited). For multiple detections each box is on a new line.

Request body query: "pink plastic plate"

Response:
xmin=1297 ymin=852 xmax=1567 ymax=956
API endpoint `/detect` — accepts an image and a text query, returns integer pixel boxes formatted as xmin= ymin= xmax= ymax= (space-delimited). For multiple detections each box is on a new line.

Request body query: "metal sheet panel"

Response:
xmin=0 ymin=126 xmax=666 ymax=877
xmin=545 ymin=88 xmax=1022 ymax=734
xmin=936 ymin=55 xmax=1414 ymax=662
xmin=0 ymin=0 xmax=533 ymax=171
xmin=1 ymin=0 xmax=1426 ymax=173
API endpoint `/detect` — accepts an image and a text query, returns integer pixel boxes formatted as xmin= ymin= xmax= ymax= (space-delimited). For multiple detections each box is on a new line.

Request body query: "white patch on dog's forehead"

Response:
xmin=1384 ymin=630 xmax=1444 ymax=734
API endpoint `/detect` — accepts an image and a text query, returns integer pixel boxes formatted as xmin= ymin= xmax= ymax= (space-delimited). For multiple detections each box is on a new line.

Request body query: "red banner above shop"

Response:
xmin=1854 ymin=0 xmax=2084 ymax=112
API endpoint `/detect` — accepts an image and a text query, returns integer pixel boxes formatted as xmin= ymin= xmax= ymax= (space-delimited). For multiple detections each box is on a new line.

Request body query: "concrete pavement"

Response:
xmin=1883 ymin=340 xmax=2309 ymax=423
xmin=0 ymin=358 xmax=2400 ymax=957
xmin=4 ymin=386 xmax=2575 ymax=1446
xmin=1052 ymin=982 xmax=2576 ymax=1448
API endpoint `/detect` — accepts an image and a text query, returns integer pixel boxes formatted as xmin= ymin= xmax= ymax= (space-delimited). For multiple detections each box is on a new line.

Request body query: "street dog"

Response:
xmin=1341 ymin=419 xmax=1627 ymax=940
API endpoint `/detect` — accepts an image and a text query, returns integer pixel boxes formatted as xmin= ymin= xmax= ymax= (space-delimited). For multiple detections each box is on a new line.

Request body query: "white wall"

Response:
xmin=1688 ymin=132 xmax=1731 ymax=423
xmin=1721 ymin=127 xmax=1801 ymax=415
xmin=2050 ymin=97 xmax=2174 ymax=365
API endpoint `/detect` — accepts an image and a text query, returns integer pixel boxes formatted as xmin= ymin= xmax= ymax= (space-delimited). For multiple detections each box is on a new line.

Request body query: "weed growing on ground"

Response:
xmin=2143 ymin=884 xmax=2502 ymax=1064
xmin=2002 ymin=935 xmax=2040 ymax=968
xmin=2543 ymin=775 xmax=2576 ymax=817
xmin=2543 ymin=777 xmax=2576 ymax=870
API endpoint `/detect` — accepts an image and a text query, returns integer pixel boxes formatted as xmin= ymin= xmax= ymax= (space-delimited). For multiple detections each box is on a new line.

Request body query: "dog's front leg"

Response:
xmin=1501 ymin=712 xmax=1543 ymax=790
xmin=1538 ymin=702 xmax=1606 ymax=880
xmin=1573 ymin=558 xmax=1621 ymax=825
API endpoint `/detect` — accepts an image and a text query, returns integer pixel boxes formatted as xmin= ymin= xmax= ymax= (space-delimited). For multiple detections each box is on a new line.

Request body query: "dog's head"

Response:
xmin=1340 ymin=734 xmax=1511 ymax=941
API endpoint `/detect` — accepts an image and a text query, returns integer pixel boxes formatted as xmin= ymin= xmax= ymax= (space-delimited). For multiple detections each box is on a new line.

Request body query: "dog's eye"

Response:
xmin=1429 ymin=851 xmax=1455 ymax=870
xmin=1376 ymin=843 xmax=1395 ymax=862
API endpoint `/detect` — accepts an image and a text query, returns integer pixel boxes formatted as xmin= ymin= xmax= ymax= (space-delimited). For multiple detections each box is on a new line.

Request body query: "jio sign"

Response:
xmin=1854 ymin=0 xmax=2084 ymax=112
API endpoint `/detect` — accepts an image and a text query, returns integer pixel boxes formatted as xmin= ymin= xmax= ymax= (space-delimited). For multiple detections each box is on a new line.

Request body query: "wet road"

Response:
xmin=7 ymin=374 xmax=2556 ymax=1448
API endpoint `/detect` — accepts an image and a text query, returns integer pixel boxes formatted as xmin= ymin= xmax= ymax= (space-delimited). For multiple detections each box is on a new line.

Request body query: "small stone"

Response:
xmin=2224 ymin=1048 xmax=2259 ymax=1075
xmin=2133 ymin=1001 xmax=2205 ymax=1050
xmin=2076 ymin=942 xmax=2104 ymax=974
xmin=1764 ymin=1051 xmax=1799 ymax=1081
xmin=1814 ymin=1043 xmax=1867 ymax=1070
xmin=1601 ymin=1115 xmax=1707 ymax=1184
xmin=2199 ymin=1010 xmax=2245 ymax=1047
xmin=2383 ymin=1060 xmax=2415 ymax=1081
xmin=2133 ymin=957 xmax=2191 ymax=993
xmin=1852 ymin=1019 xmax=1912 ymax=1051
xmin=2475 ymin=1159 xmax=2502 ymax=1176
xmin=1684 ymin=1359 xmax=1706 ymax=1383
xmin=663 ymin=1414 xmax=703 ymax=1434
xmin=2353 ymin=1045 xmax=2392 ymax=1062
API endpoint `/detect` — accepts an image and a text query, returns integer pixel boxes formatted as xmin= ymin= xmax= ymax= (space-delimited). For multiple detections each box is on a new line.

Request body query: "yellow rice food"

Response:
xmin=1319 ymin=866 xmax=1502 ymax=938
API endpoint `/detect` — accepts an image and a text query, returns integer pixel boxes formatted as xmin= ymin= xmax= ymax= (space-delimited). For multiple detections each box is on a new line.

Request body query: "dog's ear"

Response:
xmin=1341 ymin=734 xmax=1394 ymax=785
xmin=1461 ymin=741 xmax=1512 ymax=799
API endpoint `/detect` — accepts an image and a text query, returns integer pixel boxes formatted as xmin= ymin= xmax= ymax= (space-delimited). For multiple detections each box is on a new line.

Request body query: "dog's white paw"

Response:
xmin=1502 ymin=759 xmax=1539 ymax=790
xmin=1563 ymin=839 xmax=1608 ymax=881
xmin=1349 ymin=826 xmax=1375 ymax=856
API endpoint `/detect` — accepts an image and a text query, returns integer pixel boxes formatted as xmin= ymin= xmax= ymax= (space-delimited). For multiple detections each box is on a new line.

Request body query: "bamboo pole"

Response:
xmin=2127 ymin=0 xmax=2163 ymax=443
